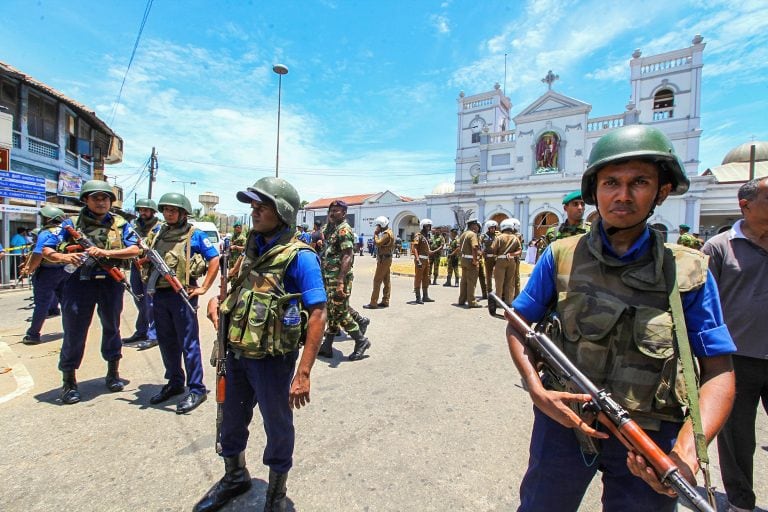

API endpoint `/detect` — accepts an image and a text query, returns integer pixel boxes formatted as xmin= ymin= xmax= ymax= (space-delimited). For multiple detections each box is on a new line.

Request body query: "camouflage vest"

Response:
xmin=549 ymin=225 xmax=708 ymax=428
xmin=677 ymin=233 xmax=702 ymax=250
xmin=221 ymin=231 xmax=310 ymax=358
xmin=546 ymin=220 xmax=591 ymax=245
xmin=322 ymin=220 xmax=354 ymax=279
xmin=144 ymin=222 xmax=207 ymax=287
xmin=67 ymin=210 xmax=127 ymax=268
xmin=134 ymin=216 xmax=159 ymax=238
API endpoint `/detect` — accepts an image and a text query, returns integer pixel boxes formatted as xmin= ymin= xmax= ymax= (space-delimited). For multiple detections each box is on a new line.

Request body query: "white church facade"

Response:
xmin=300 ymin=35 xmax=745 ymax=244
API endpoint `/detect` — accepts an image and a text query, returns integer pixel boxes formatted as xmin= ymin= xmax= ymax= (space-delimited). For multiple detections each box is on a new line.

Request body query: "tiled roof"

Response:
xmin=702 ymin=162 xmax=768 ymax=183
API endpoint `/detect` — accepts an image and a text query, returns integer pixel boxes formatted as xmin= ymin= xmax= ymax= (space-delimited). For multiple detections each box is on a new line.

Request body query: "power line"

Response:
xmin=108 ymin=0 xmax=154 ymax=126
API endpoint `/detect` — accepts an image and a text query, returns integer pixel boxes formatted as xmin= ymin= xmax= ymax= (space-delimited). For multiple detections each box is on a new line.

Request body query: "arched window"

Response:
xmin=653 ymin=89 xmax=674 ymax=121
xmin=533 ymin=211 xmax=559 ymax=239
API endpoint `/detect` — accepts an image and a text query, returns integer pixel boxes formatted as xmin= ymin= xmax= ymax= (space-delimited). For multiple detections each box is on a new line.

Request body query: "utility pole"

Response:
xmin=148 ymin=147 xmax=157 ymax=199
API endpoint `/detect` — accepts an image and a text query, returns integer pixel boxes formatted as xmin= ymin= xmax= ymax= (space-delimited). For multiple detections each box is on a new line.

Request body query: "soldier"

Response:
xmin=122 ymin=198 xmax=161 ymax=350
xmin=364 ymin=216 xmax=395 ymax=309
xmin=428 ymin=226 xmax=445 ymax=285
xmin=41 ymin=180 xmax=141 ymax=404
xmin=229 ymin=220 xmax=247 ymax=267
xmin=677 ymin=224 xmax=702 ymax=250
xmin=194 ymin=177 xmax=327 ymax=512
xmin=316 ymin=200 xmax=370 ymax=361
xmin=457 ymin=218 xmax=483 ymax=308
xmin=506 ymin=125 xmax=735 ymax=511
xmin=443 ymin=227 xmax=460 ymax=287
xmin=21 ymin=206 xmax=68 ymax=345
xmin=544 ymin=190 xmax=591 ymax=246
xmin=145 ymin=193 xmax=220 ymax=414
xmin=411 ymin=218 xmax=435 ymax=304
xmin=297 ymin=223 xmax=312 ymax=245
xmin=490 ymin=217 xmax=522 ymax=309
xmin=480 ymin=220 xmax=498 ymax=298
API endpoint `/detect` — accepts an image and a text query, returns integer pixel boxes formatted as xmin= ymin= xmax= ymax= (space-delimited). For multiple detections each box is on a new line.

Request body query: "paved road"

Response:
xmin=0 ymin=255 xmax=765 ymax=511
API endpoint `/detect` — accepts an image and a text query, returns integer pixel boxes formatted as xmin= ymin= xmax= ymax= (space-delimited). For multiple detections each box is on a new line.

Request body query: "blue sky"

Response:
xmin=2 ymin=0 xmax=766 ymax=217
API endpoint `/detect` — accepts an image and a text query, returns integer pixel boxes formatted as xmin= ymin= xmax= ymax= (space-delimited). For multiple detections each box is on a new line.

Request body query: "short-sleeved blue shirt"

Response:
xmin=512 ymin=225 xmax=735 ymax=358
xmin=49 ymin=213 xmax=138 ymax=249
xmin=251 ymin=227 xmax=327 ymax=307
xmin=189 ymin=227 xmax=220 ymax=261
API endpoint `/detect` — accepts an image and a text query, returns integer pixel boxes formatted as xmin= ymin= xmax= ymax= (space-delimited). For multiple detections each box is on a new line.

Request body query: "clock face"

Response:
xmin=470 ymin=117 xmax=486 ymax=132
xmin=469 ymin=165 xmax=480 ymax=177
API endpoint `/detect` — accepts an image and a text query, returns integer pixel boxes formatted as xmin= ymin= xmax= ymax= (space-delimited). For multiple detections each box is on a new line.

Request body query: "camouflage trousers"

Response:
xmin=324 ymin=274 xmax=360 ymax=335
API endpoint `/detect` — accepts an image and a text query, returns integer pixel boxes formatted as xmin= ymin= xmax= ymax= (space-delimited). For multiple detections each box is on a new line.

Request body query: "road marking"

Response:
xmin=0 ymin=341 xmax=34 ymax=404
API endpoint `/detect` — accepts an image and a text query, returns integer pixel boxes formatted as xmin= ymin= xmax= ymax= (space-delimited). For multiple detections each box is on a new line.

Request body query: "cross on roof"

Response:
xmin=541 ymin=70 xmax=559 ymax=90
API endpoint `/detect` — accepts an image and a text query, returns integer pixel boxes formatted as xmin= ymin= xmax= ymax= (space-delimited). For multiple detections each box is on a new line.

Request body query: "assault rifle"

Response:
xmin=490 ymin=293 xmax=714 ymax=512
xmin=134 ymin=236 xmax=196 ymax=315
xmin=63 ymin=225 xmax=141 ymax=301
xmin=211 ymin=236 xmax=230 ymax=454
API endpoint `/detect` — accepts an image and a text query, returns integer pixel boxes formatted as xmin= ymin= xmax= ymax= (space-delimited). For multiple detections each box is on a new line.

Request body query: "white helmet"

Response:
xmin=500 ymin=218 xmax=521 ymax=232
xmin=483 ymin=220 xmax=498 ymax=231
xmin=419 ymin=218 xmax=433 ymax=229
xmin=374 ymin=216 xmax=389 ymax=228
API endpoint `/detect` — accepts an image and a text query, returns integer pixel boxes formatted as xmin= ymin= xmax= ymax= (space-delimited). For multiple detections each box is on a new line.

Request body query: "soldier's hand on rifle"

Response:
xmin=206 ymin=297 xmax=219 ymax=329
xmin=188 ymin=286 xmax=208 ymax=299
xmin=62 ymin=252 xmax=86 ymax=266
xmin=626 ymin=442 xmax=697 ymax=497
xmin=289 ymin=372 xmax=311 ymax=410
xmin=85 ymin=246 xmax=109 ymax=259
xmin=530 ymin=388 xmax=609 ymax=440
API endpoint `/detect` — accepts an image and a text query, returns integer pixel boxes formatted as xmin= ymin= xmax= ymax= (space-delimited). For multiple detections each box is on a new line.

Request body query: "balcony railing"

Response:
xmin=587 ymin=114 xmax=625 ymax=132
xmin=641 ymin=56 xmax=692 ymax=75
xmin=652 ymin=108 xmax=674 ymax=121
xmin=488 ymin=130 xmax=516 ymax=144
xmin=27 ymin=136 xmax=59 ymax=159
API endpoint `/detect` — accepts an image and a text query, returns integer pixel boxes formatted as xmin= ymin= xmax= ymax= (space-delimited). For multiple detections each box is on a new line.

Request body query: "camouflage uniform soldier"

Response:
xmin=480 ymin=220 xmax=498 ymax=298
xmin=411 ymin=218 xmax=435 ymax=304
xmin=677 ymin=224 xmax=702 ymax=250
xmin=443 ymin=228 xmax=460 ymax=287
xmin=544 ymin=190 xmax=591 ymax=246
xmin=428 ymin=228 xmax=445 ymax=285
xmin=229 ymin=221 xmax=247 ymax=268
xmin=317 ymin=200 xmax=370 ymax=361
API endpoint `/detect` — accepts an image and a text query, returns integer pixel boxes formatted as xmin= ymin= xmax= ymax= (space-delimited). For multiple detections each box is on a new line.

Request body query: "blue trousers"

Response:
xmin=518 ymin=407 xmax=679 ymax=512
xmin=152 ymin=289 xmax=205 ymax=394
xmin=59 ymin=272 xmax=124 ymax=371
xmin=220 ymin=351 xmax=298 ymax=474
xmin=129 ymin=267 xmax=156 ymax=339
xmin=27 ymin=266 xmax=67 ymax=338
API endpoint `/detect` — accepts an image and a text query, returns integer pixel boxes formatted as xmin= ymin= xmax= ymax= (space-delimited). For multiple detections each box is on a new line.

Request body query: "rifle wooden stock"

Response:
xmin=490 ymin=293 xmax=714 ymax=512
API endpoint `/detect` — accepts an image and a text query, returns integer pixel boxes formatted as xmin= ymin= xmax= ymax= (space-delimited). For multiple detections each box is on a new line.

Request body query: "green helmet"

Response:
xmin=237 ymin=177 xmax=300 ymax=226
xmin=79 ymin=180 xmax=116 ymax=201
xmin=39 ymin=205 xmax=66 ymax=221
xmin=158 ymin=192 xmax=192 ymax=214
xmin=582 ymin=125 xmax=689 ymax=205
xmin=135 ymin=198 xmax=158 ymax=212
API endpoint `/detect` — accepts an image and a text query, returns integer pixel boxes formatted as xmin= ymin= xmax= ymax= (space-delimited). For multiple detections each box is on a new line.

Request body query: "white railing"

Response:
xmin=587 ymin=114 xmax=625 ymax=132
xmin=463 ymin=97 xmax=494 ymax=109
xmin=641 ymin=56 xmax=691 ymax=75
xmin=488 ymin=130 xmax=516 ymax=144
xmin=652 ymin=108 xmax=674 ymax=121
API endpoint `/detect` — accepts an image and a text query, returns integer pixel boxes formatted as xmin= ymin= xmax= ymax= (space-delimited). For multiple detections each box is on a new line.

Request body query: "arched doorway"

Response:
xmin=490 ymin=212 xmax=507 ymax=225
xmin=533 ymin=211 xmax=559 ymax=239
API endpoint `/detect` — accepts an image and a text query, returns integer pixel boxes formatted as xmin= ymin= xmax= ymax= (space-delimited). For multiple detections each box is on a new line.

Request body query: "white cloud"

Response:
xmin=430 ymin=14 xmax=450 ymax=35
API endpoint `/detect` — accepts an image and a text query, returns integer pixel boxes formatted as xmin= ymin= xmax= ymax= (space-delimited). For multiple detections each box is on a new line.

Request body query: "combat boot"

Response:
xmin=105 ymin=359 xmax=124 ymax=392
xmin=422 ymin=289 xmax=435 ymax=302
xmin=349 ymin=309 xmax=370 ymax=336
xmin=193 ymin=452 xmax=252 ymax=512
xmin=263 ymin=469 xmax=288 ymax=512
xmin=60 ymin=371 xmax=81 ymax=405
xmin=443 ymin=279 xmax=452 ymax=287
xmin=318 ymin=332 xmax=334 ymax=358
xmin=348 ymin=330 xmax=371 ymax=361
xmin=414 ymin=290 xmax=423 ymax=304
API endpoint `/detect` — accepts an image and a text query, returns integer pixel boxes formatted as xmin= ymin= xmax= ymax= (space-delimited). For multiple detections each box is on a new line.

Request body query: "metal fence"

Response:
xmin=0 ymin=253 xmax=33 ymax=290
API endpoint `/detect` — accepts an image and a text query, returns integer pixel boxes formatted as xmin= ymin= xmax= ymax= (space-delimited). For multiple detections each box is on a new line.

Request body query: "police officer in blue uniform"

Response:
xmin=42 ymin=180 xmax=140 ymax=405
xmin=194 ymin=177 xmax=327 ymax=512
xmin=122 ymin=198 xmax=161 ymax=350
xmin=21 ymin=205 xmax=68 ymax=345
xmin=146 ymin=192 xmax=220 ymax=414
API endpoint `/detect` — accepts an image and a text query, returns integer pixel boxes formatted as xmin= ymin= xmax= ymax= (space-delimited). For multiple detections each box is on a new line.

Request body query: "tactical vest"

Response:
xmin=549 ymin=225 xmax=708 ymax=428
xmin=134 ymin=216 xmax=159 ymax=238
xmin=40 ymin=224 xmax=66 ymax=267
xmin=221 ymin=231 xmax=311 ymax=359
xmin=65 ymin=210 xmax=127 ymax=269
xmin=144 ymin=222 xmax=207 ymax=288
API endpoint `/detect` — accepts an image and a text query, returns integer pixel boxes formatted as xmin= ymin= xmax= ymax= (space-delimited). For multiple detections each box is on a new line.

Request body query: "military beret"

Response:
xmin=562 ymin=191 xmax=583 ymax=205
xmin=679 ymin=224 xmax=690 ymax=230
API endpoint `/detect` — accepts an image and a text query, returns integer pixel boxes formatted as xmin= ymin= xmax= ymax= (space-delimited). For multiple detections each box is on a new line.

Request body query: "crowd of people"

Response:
xmin=10 ymin=124 xmax=767 ymax=512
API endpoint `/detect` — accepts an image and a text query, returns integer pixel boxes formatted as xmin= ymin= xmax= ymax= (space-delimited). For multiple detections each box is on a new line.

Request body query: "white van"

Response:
xmin=189 ymin=221 xmax=220 ymax=247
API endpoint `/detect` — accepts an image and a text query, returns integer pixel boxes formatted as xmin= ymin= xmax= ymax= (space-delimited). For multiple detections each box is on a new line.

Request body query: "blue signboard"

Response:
xmin=0 ymin=170 xmax=46 ymax=201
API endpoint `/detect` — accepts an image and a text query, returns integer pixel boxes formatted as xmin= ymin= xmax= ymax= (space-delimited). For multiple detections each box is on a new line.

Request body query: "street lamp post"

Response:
xmin=273 ymin=63 xmax=289 ymax=178
xmin=171 ymin=180 xmax=197 ymax=196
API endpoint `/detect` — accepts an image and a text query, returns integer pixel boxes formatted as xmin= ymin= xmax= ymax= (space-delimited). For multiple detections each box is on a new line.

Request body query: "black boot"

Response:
xmin=318 ymin=332 xmax=334 ymax=358
xmin=105 ymin=359 xmax=124 ymax=392
xmin=263 ymin=469 xmax=288 ymax=512
xmin=348 ymin=331 xmax=371 ymax=361
xmin=60 ymin=370 xmax=81 ymax=405
xmin=422 ymin=289 xmax=435 ymax=302
xmin=193 ymin=453 xmax=252 ymax=512
xmin=349 ymin=308 xmax=370 ymax=336
xmin=443 ymin=279 xmax=452 ymax=287
xmin=414 ymin=290 xmax=423 ymax=304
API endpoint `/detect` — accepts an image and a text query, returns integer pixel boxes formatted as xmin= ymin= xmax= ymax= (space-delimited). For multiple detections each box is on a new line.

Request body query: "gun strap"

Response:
xmin=662 ymin=249 xmax=714 ymax=505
